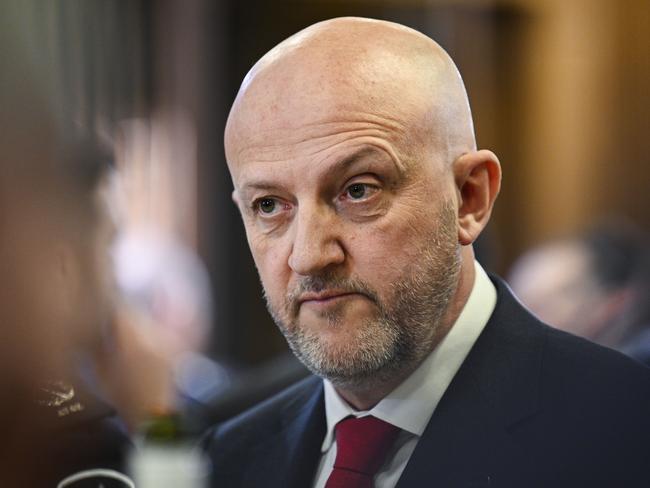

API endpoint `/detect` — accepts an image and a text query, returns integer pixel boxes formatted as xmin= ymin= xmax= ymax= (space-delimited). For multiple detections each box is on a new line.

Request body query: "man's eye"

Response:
xmin=257 ymin=198 xmax=277 ymax=214
xmin=346 ymin=183 xmax=368 ymax=199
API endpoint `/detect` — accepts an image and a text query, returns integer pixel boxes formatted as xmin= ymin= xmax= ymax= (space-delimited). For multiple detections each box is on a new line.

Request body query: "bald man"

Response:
xmin=204 ymin=18 xmax=650 ymax=487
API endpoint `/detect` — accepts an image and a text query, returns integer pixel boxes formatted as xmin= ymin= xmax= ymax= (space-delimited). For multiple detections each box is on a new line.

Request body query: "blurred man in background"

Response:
xmin=205 ymin=17 xmax=650 ymax=487
xmin=509 ymin=222 xmax=650 ymax=365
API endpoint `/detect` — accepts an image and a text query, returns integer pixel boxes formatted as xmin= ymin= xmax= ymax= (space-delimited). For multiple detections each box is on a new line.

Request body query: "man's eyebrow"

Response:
xmin=333 ymin=145 xmax=398 ymax=173
xmin=239 ymin=182 xmax=280 ymax=193
xmin=237 ymin=145 xmax=402 ymax=195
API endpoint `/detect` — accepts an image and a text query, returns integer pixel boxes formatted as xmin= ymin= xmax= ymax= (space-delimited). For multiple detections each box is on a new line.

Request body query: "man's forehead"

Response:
xmin=232 ymin=107 xmax=408 ymax=161
xmin=234 ymin=143 xmax=406 ymax=193
xmin=226 ymin=63 xmax=435 ymax=177
xmin=226 ymin=17 xmax=477 ymax=180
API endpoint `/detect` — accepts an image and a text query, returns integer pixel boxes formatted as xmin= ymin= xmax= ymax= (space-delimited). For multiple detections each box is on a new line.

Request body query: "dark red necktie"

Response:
xmin=325 ymin=416 xmax=401 ymax=488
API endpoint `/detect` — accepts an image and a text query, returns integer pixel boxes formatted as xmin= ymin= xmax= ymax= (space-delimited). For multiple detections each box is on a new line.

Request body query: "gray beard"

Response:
xmin=265 ymin=202 xmax=461 ymax=391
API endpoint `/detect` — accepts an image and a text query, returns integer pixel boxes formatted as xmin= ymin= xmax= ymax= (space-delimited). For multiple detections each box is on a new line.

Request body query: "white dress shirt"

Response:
xmin=312 ymin=261 xmax=497 ymax=488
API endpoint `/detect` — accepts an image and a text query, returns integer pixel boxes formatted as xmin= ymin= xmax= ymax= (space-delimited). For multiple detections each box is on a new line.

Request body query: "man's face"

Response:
xmin=231 ymin=92 xmax=462 ymax=387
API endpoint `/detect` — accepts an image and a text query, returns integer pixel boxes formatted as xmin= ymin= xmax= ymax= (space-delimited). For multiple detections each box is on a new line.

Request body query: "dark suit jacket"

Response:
xmin=204 ymin=277 xmax=650 ymax=487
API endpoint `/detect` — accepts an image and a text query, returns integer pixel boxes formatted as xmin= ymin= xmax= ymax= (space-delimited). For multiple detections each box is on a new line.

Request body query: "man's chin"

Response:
xmin=295 ymin=299 xmax=378 ymax=334
xmin=305 ymin=354 xmax=407 ymax=392
xmin=285 ymin=329 xmax=399 ymax=385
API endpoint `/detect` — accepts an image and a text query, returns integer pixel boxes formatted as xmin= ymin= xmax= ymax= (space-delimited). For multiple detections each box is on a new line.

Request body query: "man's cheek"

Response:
xmin=249 ymin=229 xmax=287 ymax=264
xmin=353 ymin=233 xmax=409 ymax=276
xmin=259 ymin=266 xmax=288 ymax=311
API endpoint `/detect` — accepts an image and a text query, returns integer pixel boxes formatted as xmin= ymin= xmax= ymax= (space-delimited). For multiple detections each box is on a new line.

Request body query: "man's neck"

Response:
xmin=334 ymin=250 xmax=477 ymax=411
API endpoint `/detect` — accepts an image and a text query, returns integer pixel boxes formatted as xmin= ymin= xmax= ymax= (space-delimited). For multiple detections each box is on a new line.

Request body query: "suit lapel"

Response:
xmin=397 ymin=277 xmax=546 ymax=488
xmin=243 ymin=377 xmax=326 ymax=488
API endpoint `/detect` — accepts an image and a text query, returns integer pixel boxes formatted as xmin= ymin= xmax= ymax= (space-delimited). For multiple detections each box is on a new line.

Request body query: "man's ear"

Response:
xmin=453 ymin=149 xmax=501 ymax=246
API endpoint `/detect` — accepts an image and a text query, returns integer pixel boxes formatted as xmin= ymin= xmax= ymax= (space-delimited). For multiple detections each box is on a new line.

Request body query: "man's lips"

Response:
xmin=298 ymin=291 xmax=362 ymax=306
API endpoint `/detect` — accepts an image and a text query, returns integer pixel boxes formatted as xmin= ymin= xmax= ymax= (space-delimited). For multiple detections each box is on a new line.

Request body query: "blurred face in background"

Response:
xmin=0 ymin=148 xmax=116 ymax=383
xmin=508 ymin=240 xmax=635 ymax=346
xmin=509 ymin=242 xmax=599 ymax=333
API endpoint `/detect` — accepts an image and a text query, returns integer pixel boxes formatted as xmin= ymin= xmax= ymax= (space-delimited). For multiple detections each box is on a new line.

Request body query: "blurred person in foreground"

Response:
xmin=509 ymin=222 xmax=650 ymax=366
xmin=0 ymin=43 xmax=166 ymax=488
xmin=0 ymin=131 xmax=177 ymax=486
xmin=0 ymin=8 xmax=178 ymax=487
xmin=0 ymin=130 xmax=134 ymax=485
xmin=204 ymin=17 xmax=650 ymax=487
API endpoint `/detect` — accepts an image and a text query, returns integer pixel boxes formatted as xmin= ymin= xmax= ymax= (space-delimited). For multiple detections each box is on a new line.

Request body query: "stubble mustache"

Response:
xmin=283 ymin=272 xmax=382 ymax=321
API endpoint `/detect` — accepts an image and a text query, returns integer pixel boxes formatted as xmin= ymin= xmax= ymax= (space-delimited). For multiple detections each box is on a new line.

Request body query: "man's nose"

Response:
xmin=288 ymin=205 xmax=345 ymax=276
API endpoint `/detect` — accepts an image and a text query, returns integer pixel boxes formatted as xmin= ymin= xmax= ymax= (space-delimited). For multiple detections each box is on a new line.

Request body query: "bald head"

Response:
xmin=225 ymin=17 xmax=475 ymax=178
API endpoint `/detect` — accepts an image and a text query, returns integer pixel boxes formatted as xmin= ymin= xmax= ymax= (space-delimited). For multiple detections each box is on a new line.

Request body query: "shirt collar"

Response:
xmin=321 ymin=260 xmax=497 ymax=452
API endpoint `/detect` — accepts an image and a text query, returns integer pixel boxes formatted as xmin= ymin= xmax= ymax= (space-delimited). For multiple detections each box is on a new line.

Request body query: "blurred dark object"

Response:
xmin=34 ymin=378 xmax=132 ymax=487
xmin=508 ymin=219 xmax=650 ymax=364
xmin=190 ymin=354 xmax=309 ymax=430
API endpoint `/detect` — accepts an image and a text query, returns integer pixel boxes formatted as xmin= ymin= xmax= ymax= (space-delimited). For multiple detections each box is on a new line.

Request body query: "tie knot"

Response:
xmin=333 ymin=416 xmax=401 ymax=477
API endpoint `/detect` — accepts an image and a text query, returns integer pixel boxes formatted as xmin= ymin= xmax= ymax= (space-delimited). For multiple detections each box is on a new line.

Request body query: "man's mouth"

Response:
xmin=298 ymin=290 xmax=361 ymax=307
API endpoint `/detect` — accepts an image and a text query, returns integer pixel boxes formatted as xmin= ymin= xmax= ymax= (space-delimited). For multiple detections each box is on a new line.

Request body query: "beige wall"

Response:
xmin=488 ymin=0 xmax=650 ymax=268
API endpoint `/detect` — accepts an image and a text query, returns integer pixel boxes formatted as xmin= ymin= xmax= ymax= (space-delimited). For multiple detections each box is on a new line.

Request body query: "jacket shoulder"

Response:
xmin=202 ymin=375 xmax=322 ymax=453
xmin=542 ymin=324 xmax=650 ymax=406
xmin=490 ymin=273 xmax=650 ymax=396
